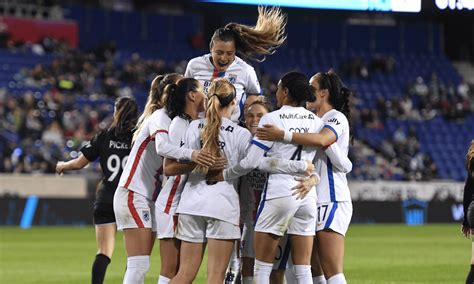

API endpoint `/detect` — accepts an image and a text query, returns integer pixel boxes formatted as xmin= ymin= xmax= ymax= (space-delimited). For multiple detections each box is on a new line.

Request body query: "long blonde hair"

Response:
xmin=133 ymin=73 xmax=183 ymax=141
xmin=211 ymin=6 xmax=287 ymax=62
xmin=195 ymin=78 xmax=236 ymax=174
xmin=467 ymin=140 xmax=474 ymax=176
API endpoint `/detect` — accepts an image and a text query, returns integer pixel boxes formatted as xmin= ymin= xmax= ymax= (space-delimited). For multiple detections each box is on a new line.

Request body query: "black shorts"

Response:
xmin=468 ymin=201 xmax=474 ymax=229
xmin=93 ymin=203 xmax=116 ymax=225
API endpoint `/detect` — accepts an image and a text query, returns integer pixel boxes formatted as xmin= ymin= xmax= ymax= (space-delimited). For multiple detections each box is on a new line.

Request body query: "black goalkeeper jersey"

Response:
xmin=81 ymin=127 xmax=132 ymax=204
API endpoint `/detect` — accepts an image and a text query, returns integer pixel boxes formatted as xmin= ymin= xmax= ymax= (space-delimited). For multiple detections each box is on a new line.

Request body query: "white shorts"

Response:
xmin=113 ymin=186 xmax=157 ymax=232
xmin=241 ymin=223 xmax=291 ymax=270
xmin=176 ymin=214 xmax=241 ymax=243
xmin=316 ymin=201 xmax=352 ymax=236
xmin=255 ymin=195 xmax=317 ymax=237
xmin=156 ymin=209 xmax=178 ymax=239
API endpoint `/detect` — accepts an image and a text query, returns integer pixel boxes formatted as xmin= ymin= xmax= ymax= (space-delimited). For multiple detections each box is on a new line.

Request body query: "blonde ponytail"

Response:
xmin=194 ymin=78 xmax=236 ymax=174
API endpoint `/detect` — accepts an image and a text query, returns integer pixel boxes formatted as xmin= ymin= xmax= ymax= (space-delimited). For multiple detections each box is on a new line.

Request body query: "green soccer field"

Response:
xmin=0 ymin=224 xmax=468 ymax=283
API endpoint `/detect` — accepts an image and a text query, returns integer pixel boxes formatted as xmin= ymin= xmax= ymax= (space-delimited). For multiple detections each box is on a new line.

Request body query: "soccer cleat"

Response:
xmin=224 ymin=269 xmax=236 ymax=284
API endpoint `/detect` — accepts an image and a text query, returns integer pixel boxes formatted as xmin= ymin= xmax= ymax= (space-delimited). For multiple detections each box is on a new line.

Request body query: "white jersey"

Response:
xmin=315 ymin=109 xmax=351 ymax=202
xmin=185 ymin=54 xmax=261 ymax=122
xmin=156 ymin=116 xmax=190 ymax=214
xmin=250 ymin=106 xmax=324 ymax=200
xmin=119 ymin=108 xmax=168 ymax=199
xmin=177 ymin=118 xmax=252 ymax=225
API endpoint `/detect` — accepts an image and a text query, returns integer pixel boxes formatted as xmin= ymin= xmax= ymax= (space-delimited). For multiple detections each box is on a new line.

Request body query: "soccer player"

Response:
xmin=240 ymin=98 xmax=320 ymax=284
xmin=185 ymin=6 xmax=286 ymax=123
xmin=154 ymin=78 xmax=207 ymax=284
xmin=210 ymin=72 xmax=323 ymax=284
xmin=256 ymin=71 xmax=354 ymax=284
xmin=113 ymin=74 xmax=213 ymax=284
xmin=56 ymin=96 xmax=138 ymax=284
xmin=462 ymin=140 xmax=474 ymax=284
xmin=168 ymin=78 xmax=312 ymax=284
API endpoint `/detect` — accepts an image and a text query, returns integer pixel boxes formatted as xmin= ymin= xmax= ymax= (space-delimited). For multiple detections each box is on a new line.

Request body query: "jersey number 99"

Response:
xmin=107 ymin=154 xmax=128 ymax=181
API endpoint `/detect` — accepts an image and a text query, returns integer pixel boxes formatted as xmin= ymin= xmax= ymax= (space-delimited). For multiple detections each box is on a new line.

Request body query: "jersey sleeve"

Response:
xmin=323 ymin=111 xmax=346 ymax=141
xmin=184 ymin=59 xmax=194 ymax=78
xmin=150 ymin=111 xmax=194 ymax=161
xmin=257 ymin=157 xmax=308 ymax=175
xmin=80 ymin=132 xmax=103 ymax=162
xmin=324 ymin=143 xmax=352 ymax=173
xmin=245 ymin=66 xmax=261 ymax=94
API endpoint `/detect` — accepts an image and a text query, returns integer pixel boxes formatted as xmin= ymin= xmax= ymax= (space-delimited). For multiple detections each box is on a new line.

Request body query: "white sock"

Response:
xmin=313 ymin=275 xmax=327 ymax=284
xmin=253 ymin=259 xmax=273 ymax=284
xmin=327 ymin=273 xmax=346 ymax=284
xmin=157 ymin=275 xmax=170 ymax=284
xmin=293 ymin=265 xmax=312 ymax=284
xmin=242 ymin=276 xmax=253 ymax=284
xmin=123 ymin=255 xmax=150 ymax=284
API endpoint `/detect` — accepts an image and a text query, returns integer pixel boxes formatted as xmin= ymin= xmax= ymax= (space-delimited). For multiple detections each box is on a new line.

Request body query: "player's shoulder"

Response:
xmin=323 ymin=109 xmax=348 ymax=126
xmin=188 ymin=118 xmax=205 ymax=130
xmin=188 ymin=54 xmax=210 ymax=68
xmin=171 ymin=116 xmax=189 ymax=127
xmin=234 ymin=56 xmax=255 ymax=73
xmin=150 ymin=108 xmax=170 ymax=120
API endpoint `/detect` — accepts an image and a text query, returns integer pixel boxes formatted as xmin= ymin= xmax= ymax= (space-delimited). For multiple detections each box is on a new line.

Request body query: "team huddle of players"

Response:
xmin=56 ymin=7 xmax=353 ymax=284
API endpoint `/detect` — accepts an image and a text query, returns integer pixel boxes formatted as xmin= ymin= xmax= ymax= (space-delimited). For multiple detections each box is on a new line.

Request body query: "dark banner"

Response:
xmin=0 ymin=197 xmax=464 ymax=226
xmin=353 ymin=200 xmax=464 ymax=224
xmin=0 ymin=197 xmax=94 ymax=226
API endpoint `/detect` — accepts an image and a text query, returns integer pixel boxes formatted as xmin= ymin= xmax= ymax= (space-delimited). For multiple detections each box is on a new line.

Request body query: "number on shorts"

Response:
xmin=106 ymin=154 xmax=128 ymax=181
xmin=318 ymin=205 xmax=329 ymax=222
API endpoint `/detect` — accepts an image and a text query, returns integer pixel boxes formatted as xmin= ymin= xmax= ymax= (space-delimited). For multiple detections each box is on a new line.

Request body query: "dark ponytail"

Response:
xmin=112 ymin=97 xmax=138 ymax=141
xmin=166 ymin=78 xmax=200 ymax=120
xmin=318 ymin=71 xmax=354 ymax=144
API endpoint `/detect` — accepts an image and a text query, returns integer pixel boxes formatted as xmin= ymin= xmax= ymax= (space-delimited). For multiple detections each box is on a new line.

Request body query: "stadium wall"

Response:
xmin=0 ymin=176 xmax=465 ymax=226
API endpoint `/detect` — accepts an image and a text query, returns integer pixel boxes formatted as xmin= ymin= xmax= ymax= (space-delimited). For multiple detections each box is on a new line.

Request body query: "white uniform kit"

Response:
xmin=114 ymin=108 xmax=193 ymax=232
xmin=225 ymin=105 xmax=324 ymax=237
xmin=156 ymin=116 xmax=192 ymax=239
xmin=176 ymin=118 xmax=252 ymax=242
xmin=314 ymin=109 xmax=353 ymax=236
xmin=185 ymin=54 xmax=261 ymax=122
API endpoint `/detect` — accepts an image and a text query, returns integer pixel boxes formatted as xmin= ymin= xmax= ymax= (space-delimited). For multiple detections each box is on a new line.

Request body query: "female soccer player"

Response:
xmin=154 ymin=78 xmax=207 ymax=284
xmin=211 ymin=71 xmax=325 ymax=284
xmin=113 ymin=74 xmax=214 ymax=284
xmin=185 ymin=6 xmax=286 ymax=123
xmin=168 ymin=78 xmax=312 ymax=284
xmin=462 ymin=140 xmax=474 ymax=284
xmin=240 ymin=98 xmax=321 ymax=284
xmin=56 ymin=96 xmax=138 ymax=284
xmin=256 ymin=71 xmax=354 ymax=284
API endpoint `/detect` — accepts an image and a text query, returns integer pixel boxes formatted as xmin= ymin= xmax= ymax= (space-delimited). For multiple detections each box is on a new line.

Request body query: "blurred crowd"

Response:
xmin=1 ymin=44 xmax=473 ymax=181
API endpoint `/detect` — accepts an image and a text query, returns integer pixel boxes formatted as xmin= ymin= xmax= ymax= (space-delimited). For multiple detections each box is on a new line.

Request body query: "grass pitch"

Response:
xmin=0 ymin=224 xmax=468 ymax=283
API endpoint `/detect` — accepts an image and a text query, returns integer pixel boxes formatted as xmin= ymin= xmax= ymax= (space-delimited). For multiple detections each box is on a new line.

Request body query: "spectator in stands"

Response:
xmin=462 ymin=140 xmax=474 ymax=284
